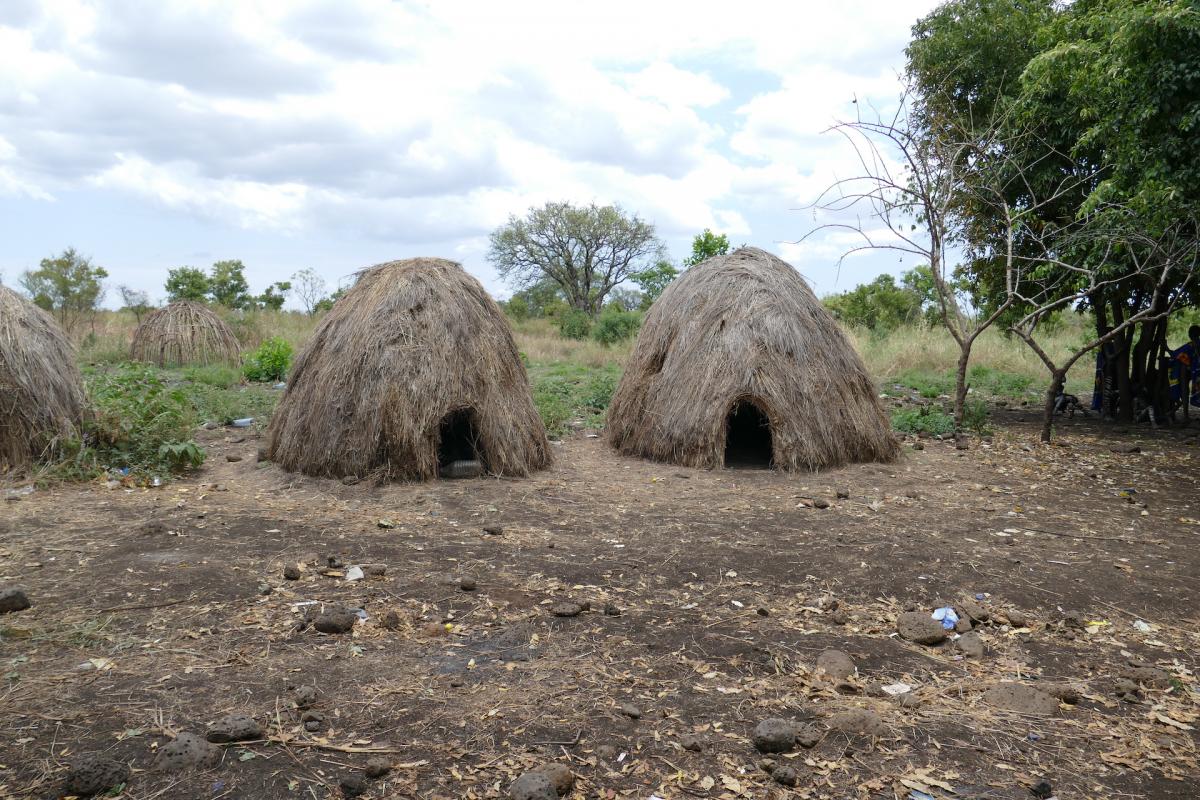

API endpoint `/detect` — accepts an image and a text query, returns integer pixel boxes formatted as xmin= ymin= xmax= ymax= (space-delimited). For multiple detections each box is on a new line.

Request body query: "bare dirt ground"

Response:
xmin=2 ymin=412 xmax=1198 ymax=800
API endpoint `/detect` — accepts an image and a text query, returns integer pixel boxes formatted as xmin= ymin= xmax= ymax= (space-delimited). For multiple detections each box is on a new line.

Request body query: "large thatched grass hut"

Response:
xmin=0 ymin=286 xmax=86 ymax=471
xmin=130 ymin=301 xmax=240 ymax=367
xmin=607 ymin=247 xmax=898 ymax=471
xmin=267 ymin=257 xmax=550 ymax=481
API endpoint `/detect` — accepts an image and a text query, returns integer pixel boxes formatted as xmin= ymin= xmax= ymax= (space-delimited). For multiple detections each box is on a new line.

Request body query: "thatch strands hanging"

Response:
xmin=607 ymin=247 xmax=899 ymax=471
xmin=0 ymin=285 xmax=86 ymax=471
xmin=130 ymin=301 xmax=240 ymax=367
xmin=267 ymin=257 xmax=550 ymax=481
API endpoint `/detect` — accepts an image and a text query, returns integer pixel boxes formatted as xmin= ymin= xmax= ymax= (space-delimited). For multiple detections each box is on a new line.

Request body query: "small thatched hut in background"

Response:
xmin=607 ymin=247 xmax=898 ymax=471
xmin=130 ymin=301 xmax=240 ymax=367
xmin=0 ymin=286 xmax=86 ymax=471
xmin=267 ymin=257 xmax=550 ymax=481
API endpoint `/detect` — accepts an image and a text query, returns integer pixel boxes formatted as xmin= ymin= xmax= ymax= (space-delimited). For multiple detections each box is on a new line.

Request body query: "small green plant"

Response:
xmin=592 ymin=308 xmax=641 ymax=346
xmin=181 ymin=364 xmax=241 ymax=388
xmin=581 ymin=372 xmax=617 ymax=410
xmin=891 ymin=404 xmax=956 ymax=436
xmin=961 ymin=397 xmax=992 ymax=434
xmin=243 ymin=336 xmax=293 ymax=382
xmin=557 ymin=309 xmax=592 ymax=341
xmin=897 ymin=369 xmax=955 ymax=398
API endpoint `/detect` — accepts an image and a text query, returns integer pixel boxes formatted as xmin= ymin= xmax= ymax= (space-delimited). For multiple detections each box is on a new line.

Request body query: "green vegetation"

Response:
xmin=592 ymin=308 xmax=641 ymax=346
xmin=529 ymin=362 xmax=621 ymax=437
xmin=556 ymin=309 xmax=593 ymax=341
xmin=891 ymin=405 xmax=956 ymax=437
xmin=19 ymin=248 xmax=108 ymax=336
xmin=242 ymin=336 xmax=293 ymax=382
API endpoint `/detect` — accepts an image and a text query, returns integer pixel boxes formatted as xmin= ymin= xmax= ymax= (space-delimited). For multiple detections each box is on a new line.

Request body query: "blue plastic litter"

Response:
xmin=932 ymin=606 xmax=959 ymax=629
xmin=231 ymin=418 xmax=254 ymax=427
xmin=908 ymin=791 xmax=935 ymax=800
xmin=975 ymin=593 xmax=986 ymax=600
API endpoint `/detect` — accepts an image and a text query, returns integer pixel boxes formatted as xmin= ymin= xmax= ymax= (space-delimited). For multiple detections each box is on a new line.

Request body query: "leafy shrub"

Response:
xmin=503 ymin=296 xmax=531 ymax=321
xmin=532 ymin=377 xmax=575 ymax=436
xmin=962 ymin=397 xmax=992 ymax=434
xmin=181 ymin=364 xmax=241 ymax=388
xmin=891 ymin=404 xmax=956 ymax=436
xmin=582 ymin=372 xmax=617 ymax=410
xmin=74 ymin=364 xmax=205 ymax=478
xmin=557 ymin=309 xmax=592 ymax=341
xmin=897 ymin=369 xmax=955 ymax=398
xmin=592 ymin=309 xmax=641 ymax=346
xmin=243 ymin=336 xmax=293 ymax=382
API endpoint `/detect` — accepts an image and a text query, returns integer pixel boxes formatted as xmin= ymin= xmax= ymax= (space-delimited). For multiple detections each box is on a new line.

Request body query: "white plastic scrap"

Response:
xmin=881 ymin=682 xmax=913 ymax=696
xmin=345 ymin=565 xmax=364 ymax=581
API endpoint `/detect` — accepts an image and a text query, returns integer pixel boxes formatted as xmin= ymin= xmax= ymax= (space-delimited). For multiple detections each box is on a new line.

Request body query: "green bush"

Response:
xmin=891 ymin=404 xmax=956 ymax=436
xmin=592 ymin=309 xmax=641 ymax=346
xmin=503 ymin=296 xmax=531 ymax=321
xmin=69 ymin=364 xmax=205 ymax=478
xmin=557 ymin=309 xmax=592 ymax=340
xmin=582 ymin=372 xmax=617 ymax=410
xmin=243 ymin=337 xmax=293 ymax=382
xmin=897 ymin=369 xmax=955 ymax=398
xmin=962 ymin=397 xmax=992 ymax=434
xmin=181 ymin=364 xmax=242 ymax=388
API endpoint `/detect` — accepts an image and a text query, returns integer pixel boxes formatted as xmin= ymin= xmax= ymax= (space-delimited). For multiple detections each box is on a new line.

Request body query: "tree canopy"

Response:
xmin=20 ymin=248 xmax=108 ymax=334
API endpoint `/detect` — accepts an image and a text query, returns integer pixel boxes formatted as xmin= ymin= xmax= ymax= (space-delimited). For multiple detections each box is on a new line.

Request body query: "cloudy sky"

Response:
xmin=0 ymin=0 xmax=939 ymax=307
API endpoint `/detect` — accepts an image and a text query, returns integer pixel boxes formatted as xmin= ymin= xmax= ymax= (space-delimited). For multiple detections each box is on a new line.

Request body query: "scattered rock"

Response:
xmin=1060 ymin=610 xmax=1085 ymax=630
xmin=64 ymin=755 xmax=130 ymax=797
xmin=1031 ymin=779 xmax=1054 ymax=799
xmin=226 ymin=454 xmax=243 ymax=462
xmin=341 ymin=475 xmax=360 ymax=486
xmin=752 ymin=718 xmax=795 ymax=753
xmin=603 ymin=603 xmax=621 ymax=616
xmin=532 ymin=763 xmax=574 ymax=796
xmin=1007 ymin=608 xmax=1029 ymax=627
xmin=364 ymin=563 xmax=387 ymax=577
xmin=958 ymin=596 xmax=989 ymax=622
xmin=620 ymin=703 xmax=642 ymax=719
xmin=678 ymin=733 xmax=705 ymax=752
xmin=206 ymin=713 xmax=263 ymax=743
xmin=364 ymin=757 xmax=391 ymax=779
xmin=813 ymin=497 xmax=830 ymax=509
xmin=459 ymin=576 xmax=477 ymax=592
xmin=0 ymin=588 xmax=31 ymax=614
xmin=912 ymin=442 xmax=924 ymax=451
xmin=139 ymin=520 xmax=169 ymax=536
xmin=156 ymin=732 xmax=219 ymax=772
xmin=483 ymin=524 xmax=504 ymax=536
xmin=283 ymin=564 xmax=301 ymax=581
xmin=314 ymin=609 xmax=356 ymax=634
xmin=828 ymin=708 xmax=886 ymax=738
xmin=771 ymin=766 xmax=799 ymax=787
xmin=256 ymin=446 xmax=269 ymax=461
xmin=983 ymin=683 xmax=1059 ymax=716
xmin=756 ymin=606 xmax=770 ymax=617
xmin=795 ymin=724 xmax=822 ymax=749
xmin=510 ymin=771 xmax=557 ymax=800
xmin=292 ymin=685 xmax=318 ymax=709
xmin=1121 ymin=664 xmax=1172 ymax=688
xmin=340 ymin=773 xmax=367 ymax=797
xmin=896 ymin=611 xmax=948 ymax=645
xmin=956 ymin=631 xmax=984 ymax=658
xmin=954 ymin=617 xmax=973 ymax=633
xmin=836 ymin=488 xmax=850 ymax=499
xmin=301 ymin=711 xmax=324 ymax=732
xmin=380 ymin=610 xmax=402 ymax=630
xmin=758 ymin=757 xmax=777 ymax=772
xmin=815 ymin=649 xmax=855 ymax=681
xmin=830 ymin=608 xmax=849 ymax=625
xmin=551 ymin=602 xmax=583 ymax=618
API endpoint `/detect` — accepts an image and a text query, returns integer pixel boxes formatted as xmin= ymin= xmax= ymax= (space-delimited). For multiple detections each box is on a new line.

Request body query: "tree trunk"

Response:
xmin=953 ymin=343 xmax=972 ymax=431
xmin=1041 ymin=370 xmax=1066 ymax=443
xmin=1111 ymin=298 xmax=1133 ymax=421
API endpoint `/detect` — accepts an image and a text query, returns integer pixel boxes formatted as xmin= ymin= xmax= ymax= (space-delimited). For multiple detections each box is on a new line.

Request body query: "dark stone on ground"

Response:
xmin=912 ymin=442 xmax=924 ymax=450
xmin=815 ymin=649 xmax=855 ymax=680
xmin=603 ymin=603 xmax=621 ymax=616
xmin=813 ymin=498 xmax=830 ymax=509
xmin=256 ymin=446 xmax=269 ymax=461
xmin=292 ymin=685 xmax=318 ymax=709
xmin=0 ymin=588 xmax=31 ymax=614
xmin=828 ymin=708 xmax=886 ymax=738
xmin=957 ymin=631 xmax=984 ymax=658
xmin=340 ymin=773 xmax=367 ymax=797
xmin=836 ymin=488 xmax=850 ymax=499
xmin=983 ymin=683 xmax=1059 ymax=716
xmin=772 ymin=766 xmax=799 ymax=787
xmin=532 ymin=763 xmax=574 ymax=795
xmin=679 ymin=733 xmax=705 ymax=752
xmin=364 ymin=757 xmax=391 ymax=779
xmin=301 ymin=711 xmax=324 ymax=732
xmin=795 ymin=724 xmax=822 ymax=749
xmin=380 ymin=610 xmax=402 ymax=630
xmin=1121 ymin=664 xmax=1172 ymax=688
xmin=830 ymin=608 xmax=849 ymax=625
xmin=896 ymin=611 xmax=948 ymax=645
xmin=365 ymin=563 xmax=387 ymax=577
xmin=758 ymin=757 xmax=777 ymax=772
xmin=510 ymin=771 xmax=557 ymax=800
xmin=206 ymin=713 xmax=263 ymax=743
xmin=226 ymin=454 xmax=242 ymax=462
xmin=156 ymin=732 xmax=219 ymax=772
xmin=756 ymin=607 xmax=769 ymax=617
xmin=752 ymin=718 xmax=795 ymax=753
xmin=1008 ymin=608 xmax=1029 ymax=627
xmin=620 ymin=703 xmax=641 ymax=719
xmin=139 ymin=520 xmax=169 ymax=536
xmin=1114 ymin=677 xmax=1141 ymax=701
xmin=483 ymin=524 xmax=504 ymax=535
xmin=64 ymin=755 xmax=130 ymax=796
xmin=314 ymin=609 xmax=356 ymax=634
xmin=283 ymin=564 xmax=301 ymax=581
xmin=327 ymin=555 xmax=344 ymax=568
xmin=552 ymin=602 xmax=583 ymax=618
xmin=459 ymin=576 xmax=477 ymax=591
xmin=341 ymin=475 xmax=360 ymax=485
xmin=1031 ymin=779 xmax=1054 ymax=799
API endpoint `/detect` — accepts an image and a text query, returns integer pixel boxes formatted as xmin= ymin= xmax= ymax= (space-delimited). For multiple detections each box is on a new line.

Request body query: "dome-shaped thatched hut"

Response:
xmin=266 ymin=258 xmax=550 ymax=481
xmin=130 ymin=301 xmax=240 ymax=367
xmin=0 ymin=286 xmax=86 ymax=471
xmin=607 ymin=247 xmax=898 ymax=471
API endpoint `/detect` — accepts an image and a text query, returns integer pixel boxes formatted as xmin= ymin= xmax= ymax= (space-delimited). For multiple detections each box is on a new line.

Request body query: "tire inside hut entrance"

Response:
xmin=437 ymin=409 xmax=485 ymax=478
xmin=723 ymin=400 xmax=773 ymax=468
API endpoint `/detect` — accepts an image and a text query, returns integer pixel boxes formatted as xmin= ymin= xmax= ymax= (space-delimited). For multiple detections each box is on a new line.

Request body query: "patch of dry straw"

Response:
xmin=267 ymin=258 xmax=550 ymax=481
xmin=0 ymin=286 xmax=86 ymax=471
xmin=130 ymin=301 xmax=240 ymax=367
xmin=607 ymin=247 xmax=899 ymax=470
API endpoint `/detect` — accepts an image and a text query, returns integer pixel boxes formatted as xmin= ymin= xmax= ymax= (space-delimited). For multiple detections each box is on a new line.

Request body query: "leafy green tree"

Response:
xmin=208 ymin=260 xmax=252 ymax=309
xmin=19 ymin=248 xmax=108 ymax=334
xmin=257 ymin=281 xmax=292 ymax=311
xmin=823 ymin=274 xmax=924 ymax=333
xmin=311 ymin=287 xmax=346 ymax=315
xmin=117 ymin=285 xmax=154 ymax=324
xmin=683 ymin=228 xmax=731 ymax=267
xmin=629 ymin=259 xmax=678 ymax=309
xmin=165 ymin=267 xmax=211 ymax=302
xmin=488 ymin=202 xmax=663 ymax=315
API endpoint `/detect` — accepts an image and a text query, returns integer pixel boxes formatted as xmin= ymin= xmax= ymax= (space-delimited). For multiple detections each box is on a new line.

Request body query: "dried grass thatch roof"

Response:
xmin=267 ymin=257 xmax=550 ymax=481
xmin=130 ymin=301 xmax=240 ymax=367
xmin=0 ymin=285 xmax=86 ymax=471
xmin=607 ymin=247 xmax=899 ymax=470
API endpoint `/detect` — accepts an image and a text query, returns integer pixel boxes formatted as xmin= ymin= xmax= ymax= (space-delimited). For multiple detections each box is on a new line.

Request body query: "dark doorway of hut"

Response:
xmin=723 ymin=400 xmax=773 ymax=469
xmin=437 ymin=408 xmax=485 ymax=479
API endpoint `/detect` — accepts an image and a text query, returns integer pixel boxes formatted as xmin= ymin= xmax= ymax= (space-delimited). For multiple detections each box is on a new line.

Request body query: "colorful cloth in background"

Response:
xmin=1168 ymin=342 xmax=1200 ymax=407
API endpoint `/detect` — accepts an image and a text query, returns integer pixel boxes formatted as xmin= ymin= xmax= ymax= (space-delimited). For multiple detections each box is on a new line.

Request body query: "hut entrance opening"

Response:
xmin=723 ymin=400 xmax=773 ymax=468
xmin=437 ymin=408 xmax=485 ymax=477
